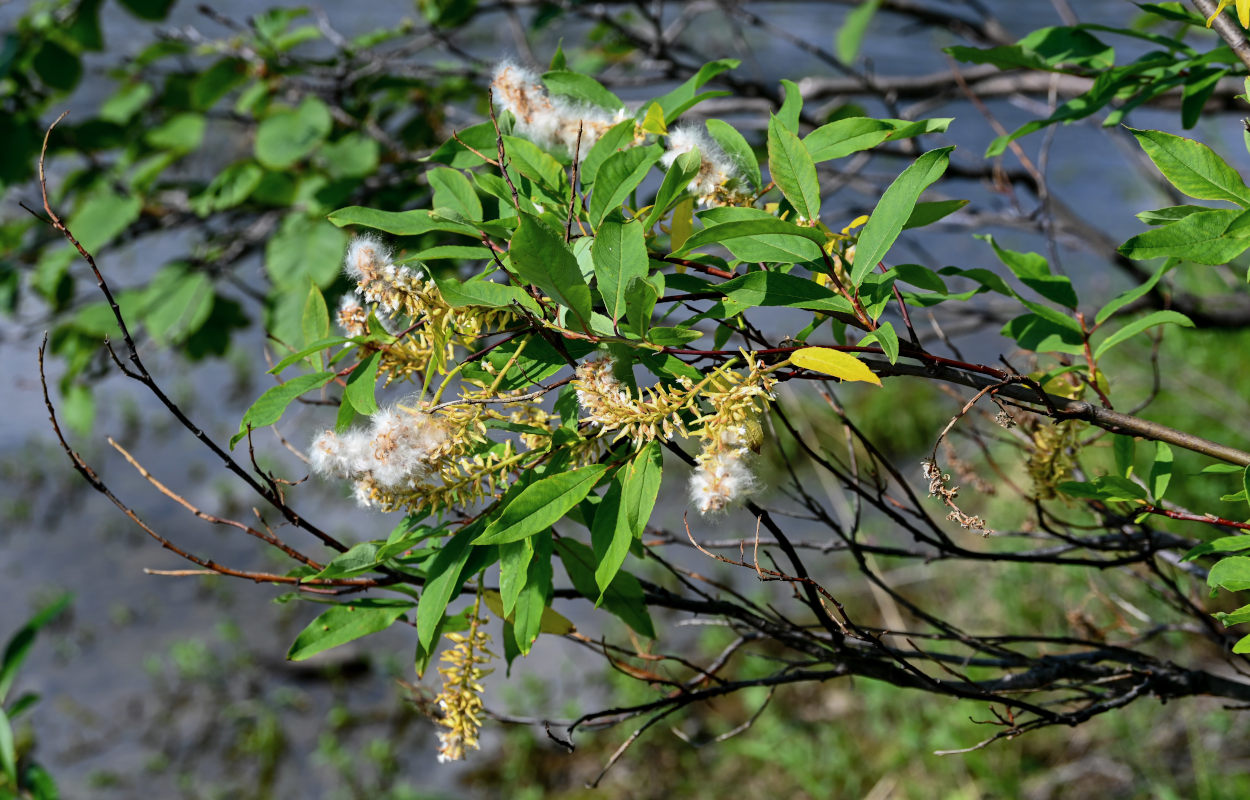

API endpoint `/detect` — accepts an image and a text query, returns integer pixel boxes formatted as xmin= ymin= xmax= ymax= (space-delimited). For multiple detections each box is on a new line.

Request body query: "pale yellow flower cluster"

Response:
xmin=434 ymin=602 xmax=493 ymax=763
xmin=574 ymin=353 xmax=777 ymax=513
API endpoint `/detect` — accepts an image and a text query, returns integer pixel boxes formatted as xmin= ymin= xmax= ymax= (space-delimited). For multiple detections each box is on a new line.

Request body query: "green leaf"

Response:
xmin=265 ymin=214 xmax=348 ymax=288
xmin=836 ymin=0 xmax=882 ymax=63
xmin=0 ymin=708 xmax=13 ymax=787
xmin=432 ymin=274 xmax=541 ymax=315
xmin=1093 ymin=310 xmax=1194 ymax=359
xmin=903 ymin=199 xmax=969 ymax=230
xmin=192 ymin=161 xmax=263 ymax=216
xmin=556 ymin=539 xmax=655 ymax=638
xmin=1217 ymin=604 xmax=1250 ymax=628
xmin=475 ymin=464 xmax=609 ymax=545
xmin=650 ymin=59 xmax=739 ymax=122
xmin=1001 ymin=313 xmax=1085 ymax=355
xmin=1209 ymin=556 xmax=1250 ymax=592
xmin=851 ymin=147 xmax=953 ymax=285
xmin=232 ymin=372 xmax=335 ymax=448
xmin=144 ymin=112 xmax=207 ymax=153
xmin=1149 ymin=441 xmax=1174 ymax=501
xmin=592 ymin=219 xmax=649 ymax=322
xmin=416 ymin=523 xmax=483 ymax=650
xmin=1127 ymin=127 xmax=1250 ymax=208
xmin=542 ymin=70 xmax=623 ymax=110
xmin=428 ymin=167 xmax=483 ymax=221
xmin=1095 ymin=259 xmax=1174 ymax=325
xmin=255 ymin=97 xmax=332 ymax=169
xmin=580 ymin=119 xmax=639 ymax=185
xmin=705 ymin=118 xmax=762 ymax=190
xmin=643 ymin=149 xmax=702 ymax=229
xmin=310 ymin=542 xmax=382 ymax=580
xmin=509 ymin=214 xmax=594 ymax=329
xmin=33 ymin=40 xmax=82 ymax=92
xmin=767 ymin=115 xmax=821 ymax=222
xmin=1184 ymin=535 xmax=1250 ymax=561
xmin=592 ymin=442 xmax=663 ymax=598
xmin=718 ymin=271 xmax=852 ymax=313
xmin=776 ymin=80 xmax=803 ymax=133
xmin=118 ymin=0 xmax=175 ymax=19
xmin=287 ymin=598 xmax=412 ymax=661
xmin=946 ymin=26 xmax=1115 ymax=71
xmin=674 ymin=217 xmax=826 ymax=257
xmin=625 ymin=275 xmax=660 ymax=338
xmin=344 ymin=351 xmax=381 ymax=415
xmin=1135 ymin=205 xmax=1209 ymax=226
xmin=1 ymin=594 xmax=70 ymax=704
xmin=979 ymin=234 xmax=1078 ymax=309
xmin=498 ymin=539 xmax=534 ymax=618
xmin=1118 ymin=208 xmax=1250 ymax=265
xmin=302 ymin=283 xmax=329 ymax=351
xmin=588 ymin=144 xmax=664 ymax=225
xmin=319 ymin=133 xmax=380 ymax=179
xmin=859 ymin=321 xmax=899 ymax=364
xmin=139 ymin=265 xmax=214 ymax=345
xmin=698 ymin=207 xmax=824 ymax=262
xmin=513 ymin=531 xmax=556 ymax=654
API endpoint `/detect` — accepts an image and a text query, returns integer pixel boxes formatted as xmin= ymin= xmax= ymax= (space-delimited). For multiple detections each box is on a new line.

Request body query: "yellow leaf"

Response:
xmin=482 ymin=590 xmax=576 ymax=636
xmin=789 ymin=347 xmax=881 ymax=386
xmin=670 ymin=197 xmax=694 ymax=256
xmin=641 ymin=102 xmax=668 ymax=135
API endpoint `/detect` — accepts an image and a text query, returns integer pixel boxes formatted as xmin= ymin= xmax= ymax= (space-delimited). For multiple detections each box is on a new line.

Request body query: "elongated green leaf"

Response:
xmin=1 ymin=595 xmax=70 ymax=704
xmin=0 ymin=708 xmax=13 ymax=787
xmin=509 ymin=214 xmax=594 ymax=329
xmin=643 ymin=149 xmax=702 ymax=229
xmin=593 ymin=442 xmax=663 ymax=597
xmin=1118 ymin=208 xmax=1250 ymax=264
xmin=475 ymin=464 xmax=609 ymax=545
xmin=542 ymin=70 xmax=623 ymax=110
xmin=673 ymin=217 xmax=826 ymax=257
xmin=233 ymin=372 xmax=335 ymax=448
xmin=1184 ymin=535 xmax=1250 ymax=561
xmin=1095 ymin=259 xmax=1174 ymax=325
xmin=513 ymin=531 xmax=555 ymax=654
xmin=1216 ymin=604 xmax=1250 ymax=627
xmin=903 ymin=199 xmax=968 ymax=230
xmin=836 ymin=0 xmax=882 ymax=63
xmin=776 ymin=80 xmax=803 ymax=133
xmin=328 ymin=207 xmax=441 ymax=235
xmin=432 ymin=274 xmax=542 ymax=315
xmin=1093 ymin=310 xmax=1193 ymax=359
xmin=851 ymin=147 xmax=953 ymax=285
xmin=768 ymin=115 xmax=821 ymax=222
xmin=719 ymin=272 xmax=852 ymax=313
xmin=287 ymin=598 xmax=412 ymax=661
xmin=588 ymin=144 xmax=664 ymax=225
xmin=705 ymin=119 xmax=762 ymax=190
xmin=581 ymin=119 xmax=639 ymax=185
xmin=980 ymin=234 xmax=1078 ymax=308
xmin=269 ymin=336 xmax=356 ymax=375
xmin=947 ymin=26 xmax=1115 ymax=72
xmin=416 ymin=524 xmax=479 ymax=650
xmin=498 ymin=539 xmax=534 ymax=618
xmin=699 ymin=207 xmax=824 ymax=262
xmin=556 ymin=539 xmax=655 ymax=637
xmin=1148 ymin=441 xmax=1174 ymax=501
xmin=593 ymin=219 xmax=650 ymax=322
xmin=255 ymin=97 xmax=331 ymax=168
xmin=344 ymin=350 xmax=381 ymax=415
xmin=1128 ymin=127 xmax=1250 ymax=208
xmin=650 ymin=59 xmax=739 ymax=121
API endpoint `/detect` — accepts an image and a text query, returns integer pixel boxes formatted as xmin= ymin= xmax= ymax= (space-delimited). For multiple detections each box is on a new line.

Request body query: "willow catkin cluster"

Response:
xmin=573 ymin=353 xmax=777 ymax=513
xmin=340 ymin=235 xmax=509 ymax=376
xmin=492 ymin=62 xmax=631 ymax=159
xmin=661 ymin=125 xmax=755 ymax=207
xmin=434 ymin=600 xmax=493 ymax=763
xmin=309 ymin=404 xmax=457 ymax=505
